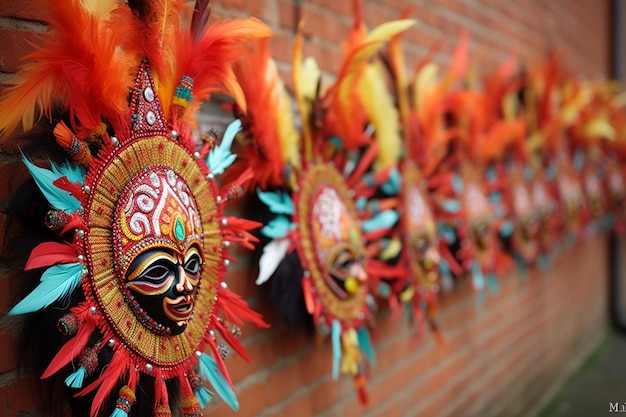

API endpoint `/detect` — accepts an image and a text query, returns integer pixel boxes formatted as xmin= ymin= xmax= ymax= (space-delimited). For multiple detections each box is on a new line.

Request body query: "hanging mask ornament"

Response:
xmin=230 ymin=7 xmax=414 ymax=403
xmin=0 ymin=1 xmax=272 ymax=416
xmin=361 ymin=24 xmax=442 ymax=346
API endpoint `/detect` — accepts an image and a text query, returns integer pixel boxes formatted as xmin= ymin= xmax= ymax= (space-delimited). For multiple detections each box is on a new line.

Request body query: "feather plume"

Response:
xmin=358 ymin=62 xmax=402 ymax=170
xmin=292 ymin=27 xmax=321 ymax=163
xmin=41 ymin=316 xmax=97 ymax=379
xmin=322 ymin=19 xmax=415 ymax=150
xmin=125 ymin=0 xmax=185 ymax=93
xmin=9 ymin=263 xmax=83 ymax=315
xmin=234 ymin=39 xmax=301 ymax=188
xmin=198 ymin=353 xmax=239 ymax=411
xmin=22 ymin=156 xmax=82 ymax=213
xmin=79 ymin=349 xmax=130 ymax=417
xmin=216 ymin=287 xmax=269 ymax=328
xmin=24 ymin=242 xmax=77 ymax=270
xmin=173 ymin=17 xmax=273 ymax=121
xmin=256 ymin=238 xmax=291 ymax=285
xmin=206 ymin=119 xmax=240 ymax=175
xmin=0 ymin=0 xmax=136 ymax=139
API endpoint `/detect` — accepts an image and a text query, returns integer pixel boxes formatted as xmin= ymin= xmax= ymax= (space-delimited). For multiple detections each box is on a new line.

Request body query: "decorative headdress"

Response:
xmin=0 ymin=1 xmax=271 ymax=416
xmin=230 ymin=4 xmax=414 ymax=402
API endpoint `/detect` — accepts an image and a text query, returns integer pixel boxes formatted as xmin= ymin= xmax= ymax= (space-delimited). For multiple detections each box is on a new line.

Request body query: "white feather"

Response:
xmin=256 ymin=238 xmax=290 ymax=285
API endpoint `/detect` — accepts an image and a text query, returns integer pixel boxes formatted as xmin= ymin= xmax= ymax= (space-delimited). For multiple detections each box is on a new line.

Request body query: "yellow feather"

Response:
xmin=293 ymin=27 xmax=321 ymax=163
xmin=358 ymin=62 xmax=402 ymax=170
xmin=269 ymin=59 xmax=301 ymax=170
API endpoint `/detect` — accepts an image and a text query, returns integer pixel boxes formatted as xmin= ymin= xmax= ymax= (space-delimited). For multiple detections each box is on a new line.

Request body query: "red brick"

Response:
xmin=0 ymin=27 xmax=41 ymax=74
xmin=266 ymin=360 xmax=301 ymax=406
xmin=0 ymin=330 xmax=17 ymax=373
xmin=0 ymin=0 xmax=50 ymax=22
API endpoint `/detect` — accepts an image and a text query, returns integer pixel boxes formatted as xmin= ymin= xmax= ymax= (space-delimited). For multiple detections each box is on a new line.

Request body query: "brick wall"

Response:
xmin=0 ymin=1 xmax=613 ymax=416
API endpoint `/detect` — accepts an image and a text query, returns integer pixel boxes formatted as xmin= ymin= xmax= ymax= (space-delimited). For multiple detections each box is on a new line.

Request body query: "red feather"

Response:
xmin=25 ymin=242 xmax=77 ymax=270
xmin=41 ymin=318 xmax=96 ymax=379
xmin=216 ymin=287 xmax=269 ymax=329
xmin=174 ymin=18 xmax=273 ymax=121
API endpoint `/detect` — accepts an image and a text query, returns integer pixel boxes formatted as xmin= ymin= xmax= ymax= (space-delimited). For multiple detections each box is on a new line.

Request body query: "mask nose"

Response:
xmin=175 ymin=265 xmax=194 ymax=294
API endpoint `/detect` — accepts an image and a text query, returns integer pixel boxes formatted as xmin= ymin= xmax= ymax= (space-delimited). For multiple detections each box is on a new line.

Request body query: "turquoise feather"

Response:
xmin=470 ymin=261 xmax=485 ymax=290
xmin=257 ymin=189 xmax=294 ymax=215
xmin=64 ymin=366 xmax=87 ymax=388
xmin=437 ymin=223 xmax=457 ymax=244
xmin=198 ymin=353 xmax=239 ymax=411
xmin=22 ymin=156 xmax=81 ymax=212
xmin=260 ymin=215 xmax=292 ymax=239
xmin=206 ymin=119 xmax=241 ymax=175
xmin=357 ymin=327 xmax=376 ymax=365
xmin=361 ymin=210 xmax=398 ymax=232
xmin=452 ymin=174 xmax=464 ymax=194
xmin=331 ymin=320 xmax=341 ymax=380
xmin=439 ymin=198 xmax=461 ymax=214
xmin=500 ymin=220 xmax=514 ymax=237
xmin=9 ymin=263 xmax=83 ymax=315
xmin=50 ymin=159 xmax=86 ymax=185
xmin=381 ymin=168 xmax=400 ymax=195
xmin=487 ymin=274 xmax=499 ymax=293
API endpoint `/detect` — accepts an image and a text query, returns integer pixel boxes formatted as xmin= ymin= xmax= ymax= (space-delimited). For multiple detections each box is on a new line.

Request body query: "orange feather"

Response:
xmin=0 ymin=0 xmax=135 ymax=140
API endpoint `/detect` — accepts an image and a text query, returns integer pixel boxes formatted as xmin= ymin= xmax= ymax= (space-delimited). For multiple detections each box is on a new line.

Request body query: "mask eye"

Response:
xmin=141 ymin=263 xmax=172 ymax=283
xmin=414 ymin=236 xmax=430 ymax=253
xmin=184 ymin=254 xmax=201 ymax=275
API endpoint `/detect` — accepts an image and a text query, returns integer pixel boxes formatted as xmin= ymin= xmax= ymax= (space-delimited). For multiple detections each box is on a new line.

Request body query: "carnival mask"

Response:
xmin=401 ymin=162 xmax=439 ymax=289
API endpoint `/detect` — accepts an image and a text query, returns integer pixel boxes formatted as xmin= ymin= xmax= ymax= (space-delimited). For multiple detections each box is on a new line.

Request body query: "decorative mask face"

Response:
xmin=463 ymin=178 xmax=493 ymax=252
xmin=297 ymin=164 xmax=367 ymax=323
xmin=125 ymin=245 xmax=202 ymax=335
xmin=116 ymin=168 xmax=205 ymax=335
xmin=401 ymin=162 xmax=439 ymax=289
xmin=312 ymin=186 xmax=366 ymax=299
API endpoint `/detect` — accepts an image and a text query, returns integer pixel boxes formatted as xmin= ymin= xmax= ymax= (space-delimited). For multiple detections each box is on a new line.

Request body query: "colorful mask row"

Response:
xmin=3 ymin=0 xmax=626 ymax=415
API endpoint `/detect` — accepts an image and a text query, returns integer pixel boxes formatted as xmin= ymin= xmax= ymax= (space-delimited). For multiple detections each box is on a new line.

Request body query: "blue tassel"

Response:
xmin=9 ymin=263 xmax=83 ymax=315
xmin=257 ymin=189 xmax=294 ymax=215
xmin=206 ymin=119 xmax=240 ymax=175
xmin=260 ymin=215 xmax=292 ymax=239
xmin=22 ymin=155 xmax=82 ymax=212
xmin=361 ymin=210 xmax=398 ymax=233
xmin=64 ymin=366 xmax=87 ymax=388
xmin=357 ymin=327 xmax=376 ymax=365
xmin=195 ymin=385 xmax=213 ymax=408
xmin=331 ymin=319 xmax=342 ymax=380
xmin=198 ymin=353 xmax=239 ymax=411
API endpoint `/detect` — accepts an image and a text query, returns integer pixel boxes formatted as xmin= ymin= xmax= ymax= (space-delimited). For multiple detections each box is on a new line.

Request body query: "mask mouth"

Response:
xmin=164 ymin=295 xmax=195 ymax=322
